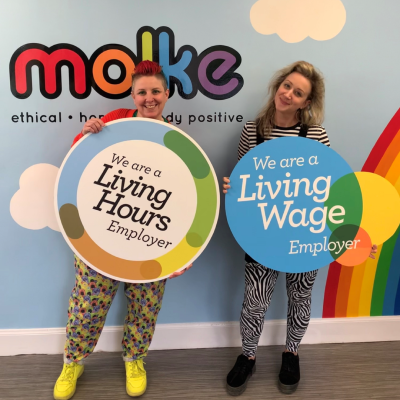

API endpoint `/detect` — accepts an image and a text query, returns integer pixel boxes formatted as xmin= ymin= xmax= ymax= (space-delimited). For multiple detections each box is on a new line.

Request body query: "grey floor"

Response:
xmin=1 ymin=342 xmax=399 ymax=399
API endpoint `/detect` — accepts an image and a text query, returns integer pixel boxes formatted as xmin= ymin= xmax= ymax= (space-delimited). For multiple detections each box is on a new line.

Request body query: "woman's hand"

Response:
xmin=169 ymin=263 xmax=193 ymax=279
xmin=222 ymin=177 xmax=231 ymax=194
xmin=369 ymin=244 xmax=378 ymax=259
xmin=82 ymin=118 xmax=105 ymax=135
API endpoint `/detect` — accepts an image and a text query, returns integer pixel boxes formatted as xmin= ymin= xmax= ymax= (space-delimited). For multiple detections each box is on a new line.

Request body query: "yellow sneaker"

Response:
xmin=125 ymin=359 xmax=147 ymax=397
xmin=53 ymin=362 xmax=84 ymax=400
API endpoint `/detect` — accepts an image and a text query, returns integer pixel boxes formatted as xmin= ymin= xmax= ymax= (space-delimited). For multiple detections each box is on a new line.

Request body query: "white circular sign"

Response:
xmin=77 ymin=140 xmax=197 ymax=261
xmin=55 ymin=118 xmax=220 ymax=282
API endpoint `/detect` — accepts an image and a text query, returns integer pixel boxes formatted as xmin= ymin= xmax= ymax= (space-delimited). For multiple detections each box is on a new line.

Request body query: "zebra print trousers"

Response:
xmin=240 ymin=262 xmax=318 ymax=356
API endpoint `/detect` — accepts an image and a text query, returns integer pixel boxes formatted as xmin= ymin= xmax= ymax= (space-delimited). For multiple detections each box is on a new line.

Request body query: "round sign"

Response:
xmin=226 ymin=137 xmax=400 ymax=273
xmin=55 ymin=118 xmax=219 ymax=282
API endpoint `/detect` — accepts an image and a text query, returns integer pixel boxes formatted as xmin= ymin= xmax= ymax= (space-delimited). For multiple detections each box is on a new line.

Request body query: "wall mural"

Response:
xmin=323 ymin=108 xmax=400 ymax=317
xmin=6 ymin=0 xmax=400 ymax=333
xmin=250 ymin=0 xmax=346 ymax=43
xmin=9 ymin=27 xmax=243 ymax=101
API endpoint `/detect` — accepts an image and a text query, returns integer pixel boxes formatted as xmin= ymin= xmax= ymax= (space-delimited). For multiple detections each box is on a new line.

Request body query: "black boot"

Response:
xmin=278 ymin=352 xmax=300 ymax=394
xmin=226 ymin=354 xmax=256 ymax=396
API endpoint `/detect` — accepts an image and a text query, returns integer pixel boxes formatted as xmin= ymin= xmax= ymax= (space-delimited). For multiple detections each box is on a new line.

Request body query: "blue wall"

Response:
xmin=1 ymin=0 xmax=398 ymax=328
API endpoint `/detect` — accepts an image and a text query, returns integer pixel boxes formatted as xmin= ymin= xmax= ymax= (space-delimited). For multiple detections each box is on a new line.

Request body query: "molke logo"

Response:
xmin=9 ymin=26 xmax=243 ymax=101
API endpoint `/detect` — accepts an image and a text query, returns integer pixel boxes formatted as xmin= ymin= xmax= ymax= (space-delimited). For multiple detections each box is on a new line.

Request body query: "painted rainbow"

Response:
xmin=323 ymin=108 xmax=400 ymax=317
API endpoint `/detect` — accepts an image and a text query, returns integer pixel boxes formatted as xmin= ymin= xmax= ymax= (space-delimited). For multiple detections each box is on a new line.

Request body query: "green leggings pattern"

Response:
xmin=65 ymin=256 xmax=166 ymax=363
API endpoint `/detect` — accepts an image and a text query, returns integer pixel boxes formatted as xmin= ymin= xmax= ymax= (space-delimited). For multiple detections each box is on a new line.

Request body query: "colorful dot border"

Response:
xmin=55 ymin=118 xmax=220 ymax=282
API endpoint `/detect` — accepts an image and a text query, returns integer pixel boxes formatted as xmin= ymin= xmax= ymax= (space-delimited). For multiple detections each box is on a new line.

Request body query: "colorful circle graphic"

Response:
xmin=55 ymin=118 xmax=219 ymax=282
xmin=225 ymin=137 xmax=400 ymax=273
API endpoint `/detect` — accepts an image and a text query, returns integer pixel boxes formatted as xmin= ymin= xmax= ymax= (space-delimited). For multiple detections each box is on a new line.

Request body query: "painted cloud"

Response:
xmin=10 ymin=163 xmax=60 ymax=231
xmin=250 ymin=0 xmax=346 ymax=43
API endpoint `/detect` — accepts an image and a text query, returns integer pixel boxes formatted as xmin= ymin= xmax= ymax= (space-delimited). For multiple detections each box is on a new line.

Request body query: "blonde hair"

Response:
xmin=256 ymin=61 xmax=325 ymax=139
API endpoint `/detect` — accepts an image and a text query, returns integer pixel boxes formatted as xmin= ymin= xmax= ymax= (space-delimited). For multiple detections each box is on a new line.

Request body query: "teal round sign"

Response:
xmin=225 ymin=137 xmax=366 ymax=273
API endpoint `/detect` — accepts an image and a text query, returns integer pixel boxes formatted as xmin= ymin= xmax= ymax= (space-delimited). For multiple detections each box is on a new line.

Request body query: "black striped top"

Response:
xmin=238 ymin=121 xmax=330 ymax=161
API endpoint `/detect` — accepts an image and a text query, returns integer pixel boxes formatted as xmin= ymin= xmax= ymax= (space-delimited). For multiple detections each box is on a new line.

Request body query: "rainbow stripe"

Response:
xmin=323 ymin=108 xmax=400 ymax=317
xmin=141 ymin=31 xmax=153 ymax=61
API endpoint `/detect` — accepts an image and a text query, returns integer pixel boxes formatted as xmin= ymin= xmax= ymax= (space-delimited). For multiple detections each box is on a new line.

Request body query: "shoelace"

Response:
xmin=59 ymin=364 xmax=76 ymax=382
xmin=235 ymin=359 xmax=253 ymax=376
xmin=127 ymin=361 xmax=146 ymax=378
xmin=282 ymin=354 xmax=296 ymax=373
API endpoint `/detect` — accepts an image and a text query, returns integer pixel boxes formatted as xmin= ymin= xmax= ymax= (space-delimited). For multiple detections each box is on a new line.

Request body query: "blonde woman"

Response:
xmin=223 ymin=61 xmax=329 ymax=395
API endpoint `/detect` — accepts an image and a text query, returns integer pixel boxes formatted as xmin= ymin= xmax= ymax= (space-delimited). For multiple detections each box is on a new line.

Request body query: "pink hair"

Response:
xmin=131 ymin=60 xmax=167 ymax=90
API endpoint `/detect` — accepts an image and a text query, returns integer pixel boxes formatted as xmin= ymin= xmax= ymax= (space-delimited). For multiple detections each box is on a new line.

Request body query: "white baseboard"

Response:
xmin=1 ymin=316 xmax=400 ymax=357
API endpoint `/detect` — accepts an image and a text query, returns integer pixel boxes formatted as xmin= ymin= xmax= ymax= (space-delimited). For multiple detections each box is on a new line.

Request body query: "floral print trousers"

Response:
xmin=65 ymin=255 xmax=167 ymax=363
